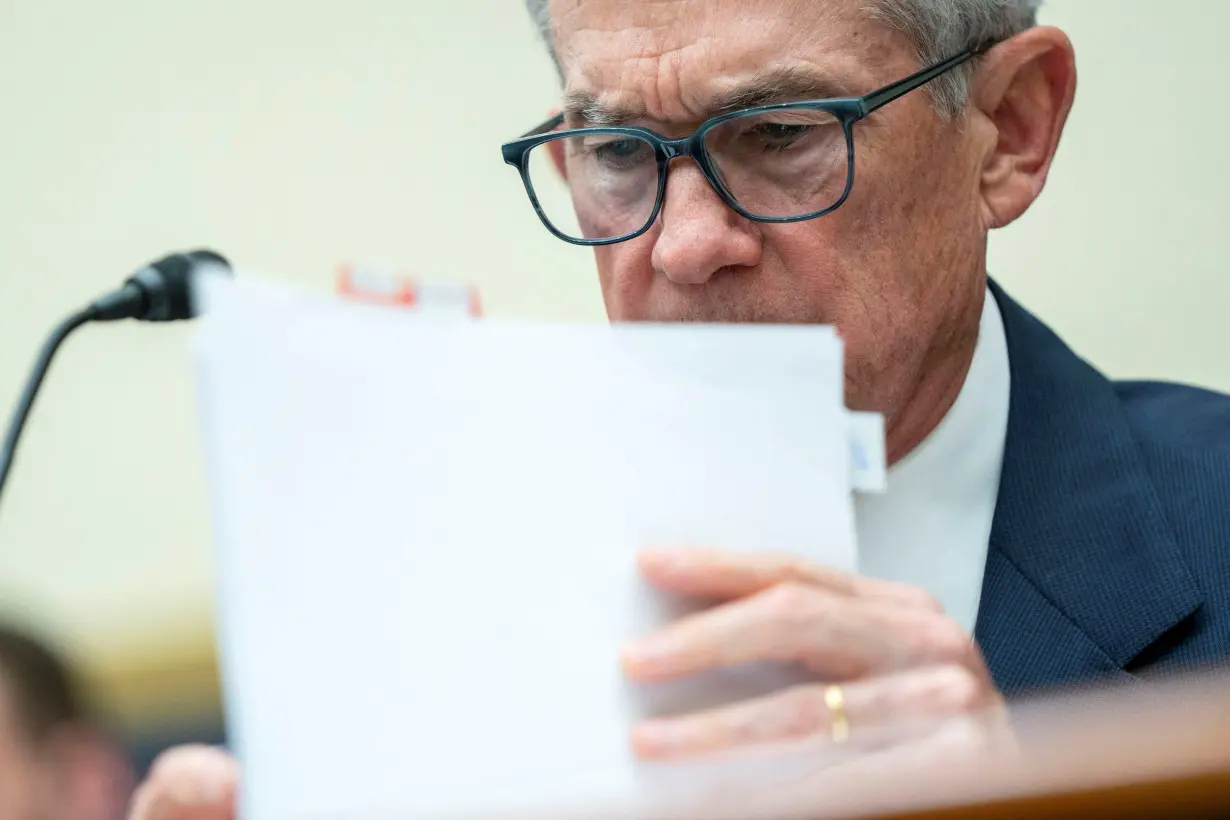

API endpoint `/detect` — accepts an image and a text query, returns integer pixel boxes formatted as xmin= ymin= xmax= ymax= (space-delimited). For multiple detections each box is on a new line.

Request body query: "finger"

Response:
xmin=127 ymin=745 xmax=238 ymax=820
xmin=763 ymin=716 xmax=1012 ymax=820
xmin=632 ymin=684 xmax=842 ymax=760
xmin=631 ymin=664 xmax=1000 ymax=761
xmin=638 ymin=547 xmax=941 ymax=611
xmin=668 ymin=716 xmax=1008 ymax=820
xmin=622 ymin=582 xmax=973 ymax=682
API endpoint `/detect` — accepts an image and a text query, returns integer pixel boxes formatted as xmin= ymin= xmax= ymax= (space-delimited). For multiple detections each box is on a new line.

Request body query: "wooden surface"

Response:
xmin=885 ymin=769 xmax=1230 ymax=819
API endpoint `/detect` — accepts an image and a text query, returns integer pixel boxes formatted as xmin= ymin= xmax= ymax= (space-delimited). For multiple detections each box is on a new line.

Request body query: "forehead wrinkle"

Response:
xmin=565 ymin=59 xmax=858 ymax=129
xmin=553 ymin=0 xmax=899 ymax=127
xmin=563 ymin=39 xmax=724 ymax=127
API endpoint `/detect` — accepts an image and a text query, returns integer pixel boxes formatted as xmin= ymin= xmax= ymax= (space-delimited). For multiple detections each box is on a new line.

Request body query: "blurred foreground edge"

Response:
xmin=737 ymin=668 xmax=1230 ymax=820
xmin=419 ymin=668 xmax=1228 ymax=820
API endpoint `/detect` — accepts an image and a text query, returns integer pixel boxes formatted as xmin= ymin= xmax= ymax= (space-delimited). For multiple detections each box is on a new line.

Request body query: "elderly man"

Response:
xmin=129 ymin=0 xmax=1230 ymax=816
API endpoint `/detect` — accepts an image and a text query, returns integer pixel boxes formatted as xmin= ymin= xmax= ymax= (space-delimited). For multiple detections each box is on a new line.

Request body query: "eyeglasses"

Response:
xmin=501 ymin=43 xmax=995 ymax=246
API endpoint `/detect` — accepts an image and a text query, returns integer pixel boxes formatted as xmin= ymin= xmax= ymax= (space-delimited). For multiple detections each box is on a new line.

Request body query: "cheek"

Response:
xmin=593 ymin=236 xmax=656 ymax=320
xmin=802 ymin=121 xmax=966 ymax=318
xmin=756 ymin=191 xmax=897 ymax=330
xmin=852 ymin=119 xmax=980 ymax=268
xmin=759 ymin=222 xmax=850 ymax=306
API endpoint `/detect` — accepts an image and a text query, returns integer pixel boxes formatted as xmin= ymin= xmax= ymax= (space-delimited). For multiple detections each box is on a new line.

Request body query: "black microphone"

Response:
xmin=0 ymin=250 xmax=232 ymax=509
xmin=89 ymin=249 xmax=231 ymax=322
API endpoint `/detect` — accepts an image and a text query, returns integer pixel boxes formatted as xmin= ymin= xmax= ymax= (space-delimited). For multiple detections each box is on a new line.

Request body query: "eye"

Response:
xmin=594 ymin=138 xmax=648 ymax=162
xmin=751 ymin=122 xmax=811 ymax=145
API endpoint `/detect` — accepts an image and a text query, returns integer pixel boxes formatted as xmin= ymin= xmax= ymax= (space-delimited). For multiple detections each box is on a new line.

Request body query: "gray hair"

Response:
xmin=522 ymin=0 xmax=1042 ymax=118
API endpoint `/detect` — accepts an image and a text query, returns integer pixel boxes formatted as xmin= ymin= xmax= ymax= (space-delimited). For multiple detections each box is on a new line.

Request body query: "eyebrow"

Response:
xmin=706 ymin=67 xmax=856 ymax=113
xmin=561 ymin=90 xmax=642 ymax=127
xmin=562 ymin=66 xmax=855 ymax=128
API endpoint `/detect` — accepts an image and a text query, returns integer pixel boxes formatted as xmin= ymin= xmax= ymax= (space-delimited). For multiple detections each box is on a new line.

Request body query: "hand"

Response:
xmin=620 ymin=547 xmax=1007 ymax=760
xmin=127 ymin=746 xmax=238 ymax=820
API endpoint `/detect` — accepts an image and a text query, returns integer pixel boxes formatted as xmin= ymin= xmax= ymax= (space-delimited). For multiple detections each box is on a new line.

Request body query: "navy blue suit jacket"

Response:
xmin=976 ymin=281 xmax=1230 ymax=695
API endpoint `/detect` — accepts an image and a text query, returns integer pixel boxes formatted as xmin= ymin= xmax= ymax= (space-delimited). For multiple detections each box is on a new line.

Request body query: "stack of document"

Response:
xmin=192 ymin=276 xmax=876 ymax=819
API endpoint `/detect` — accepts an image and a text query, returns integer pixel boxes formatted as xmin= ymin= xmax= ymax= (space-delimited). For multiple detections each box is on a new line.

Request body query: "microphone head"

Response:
xmin=127 ymin=249 xmax=233 ymax=321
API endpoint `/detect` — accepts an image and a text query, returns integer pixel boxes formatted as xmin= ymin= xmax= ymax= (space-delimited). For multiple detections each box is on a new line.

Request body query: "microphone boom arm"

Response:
xmin=0 ymin=306 xmax=96 ymax=502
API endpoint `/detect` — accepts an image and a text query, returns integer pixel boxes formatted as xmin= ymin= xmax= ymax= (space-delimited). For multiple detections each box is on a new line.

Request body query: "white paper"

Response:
xmin=193 ymin=276 xmax=860 ymax=819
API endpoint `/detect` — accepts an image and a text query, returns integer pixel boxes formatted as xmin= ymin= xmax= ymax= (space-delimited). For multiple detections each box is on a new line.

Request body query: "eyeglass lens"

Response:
xmin=524 ymin=108 xmax=849 ymax=242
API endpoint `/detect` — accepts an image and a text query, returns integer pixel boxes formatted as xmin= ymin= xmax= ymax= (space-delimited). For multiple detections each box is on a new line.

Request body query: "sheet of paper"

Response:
xmin=192 ymin=276 xmax=860 ymax=819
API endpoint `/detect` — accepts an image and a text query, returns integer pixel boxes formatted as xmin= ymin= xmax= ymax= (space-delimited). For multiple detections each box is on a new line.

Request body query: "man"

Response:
xmin=129 ymin=0 xmax=1230 ymax=815
xmin=0 ymin=626 xmax=134 ymax=820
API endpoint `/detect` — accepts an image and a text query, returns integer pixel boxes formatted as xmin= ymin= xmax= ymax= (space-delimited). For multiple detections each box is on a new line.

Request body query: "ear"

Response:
xmin=971 ymin=27 xmax=1077 ymax=229
xmin=545 ymin=109 xmax=568 ymax=180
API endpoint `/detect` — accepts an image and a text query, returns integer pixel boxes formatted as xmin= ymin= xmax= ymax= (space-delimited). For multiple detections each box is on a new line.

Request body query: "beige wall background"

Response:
xmin=0 ymin=1 xmax=1226 ymax=722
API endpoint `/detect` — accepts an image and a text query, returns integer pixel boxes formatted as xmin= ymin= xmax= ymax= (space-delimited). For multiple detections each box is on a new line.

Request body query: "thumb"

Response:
xmin=127 ymin=745 xmax=238 ymax=820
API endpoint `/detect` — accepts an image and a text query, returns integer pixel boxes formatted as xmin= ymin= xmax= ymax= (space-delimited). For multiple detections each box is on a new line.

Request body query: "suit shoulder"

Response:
xmin=1113 ymin=379 xmax=1230 ymax=453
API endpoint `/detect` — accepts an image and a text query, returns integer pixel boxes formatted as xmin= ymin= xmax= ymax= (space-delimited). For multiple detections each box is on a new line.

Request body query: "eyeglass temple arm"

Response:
xmin=859 ymin=40 xmax=998 ymax=117
xmin=520 ymin=113 xmax=565 ymax=138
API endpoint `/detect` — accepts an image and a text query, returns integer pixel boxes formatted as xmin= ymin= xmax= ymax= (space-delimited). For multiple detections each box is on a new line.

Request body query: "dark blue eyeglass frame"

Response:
xmin=501 ymin=42 xmax=996 ymax=246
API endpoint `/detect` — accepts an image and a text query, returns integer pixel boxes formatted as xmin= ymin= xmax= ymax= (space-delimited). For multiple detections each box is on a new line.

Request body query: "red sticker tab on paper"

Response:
xmin=336 ymin=263 xmax=482 ymax=317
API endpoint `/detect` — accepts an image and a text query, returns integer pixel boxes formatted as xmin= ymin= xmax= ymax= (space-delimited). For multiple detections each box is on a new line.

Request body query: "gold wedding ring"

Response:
xmin=824 ymin=684 xmax=850 ymax=744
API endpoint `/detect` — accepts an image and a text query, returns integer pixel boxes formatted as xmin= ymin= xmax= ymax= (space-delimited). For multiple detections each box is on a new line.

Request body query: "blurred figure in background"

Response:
xmin=0 ymin=626 xmax=134 ymax=820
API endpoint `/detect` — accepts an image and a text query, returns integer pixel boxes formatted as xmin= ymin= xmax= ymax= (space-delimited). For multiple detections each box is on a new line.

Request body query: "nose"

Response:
xmin=651 ymin=161 xmax=762 ymax=285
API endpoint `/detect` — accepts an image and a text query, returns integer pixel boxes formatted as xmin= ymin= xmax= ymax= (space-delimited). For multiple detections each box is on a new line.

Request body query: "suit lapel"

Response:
xmin=975 ymin=281 xmax=1203 ymax=695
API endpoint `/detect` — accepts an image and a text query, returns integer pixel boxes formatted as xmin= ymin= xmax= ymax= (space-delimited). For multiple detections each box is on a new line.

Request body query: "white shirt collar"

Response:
xmin=854 ymin=286 xmax=1012 ymax=633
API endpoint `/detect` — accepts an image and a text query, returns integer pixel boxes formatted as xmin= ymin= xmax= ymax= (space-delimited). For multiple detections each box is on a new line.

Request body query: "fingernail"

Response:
xmin=198 ymin=758 xmax=235 ymax=805
xmin=632 ymin=720 xmax=680 ymax=756
xmin=639 ymin=547 xmax=688 ymax=573
xmin=621 ymin=637 xmax=674 ymax=671
xmin=196 ymin=773 xmax=228 ymax=805
xmin=638 ymin=547 xmax=670 ymax=565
